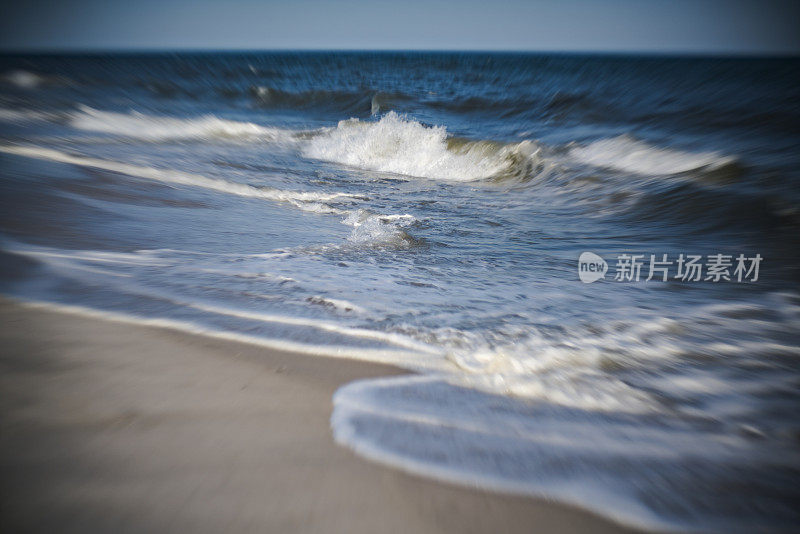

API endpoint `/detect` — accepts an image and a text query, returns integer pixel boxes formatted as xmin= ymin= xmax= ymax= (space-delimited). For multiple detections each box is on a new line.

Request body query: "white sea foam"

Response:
xmin=570 ymin=135 xmax=736 ymax=175
xmin=433 ymin=298 xmax=800 ymax=412
xmin=331 ymin=373 xmax=790 ymax=533
xmin=69 ymin=106 xmax=289 ymax=141
xmin=0 ymin=145 xmax=353 ymax=214
xmin=302 ymin=112 xmax=536 ymax=181
xmin=185 ymin=302 xmax=443 ymax=362
xmin=341 ymin=210 xmax=419 ymax=247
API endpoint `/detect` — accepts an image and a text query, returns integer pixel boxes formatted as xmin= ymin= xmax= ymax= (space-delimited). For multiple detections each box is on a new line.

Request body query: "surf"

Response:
xmin=302 ymin=111 xmax=542 ymax=182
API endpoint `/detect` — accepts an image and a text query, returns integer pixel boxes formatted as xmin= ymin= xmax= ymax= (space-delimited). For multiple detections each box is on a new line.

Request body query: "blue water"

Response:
xmin=1 ymin=52 xmax=799 ymax=531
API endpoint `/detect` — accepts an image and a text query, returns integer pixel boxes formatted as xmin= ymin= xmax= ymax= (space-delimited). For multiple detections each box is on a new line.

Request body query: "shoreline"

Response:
xmin=0 ymin=296 xmax=641 ymax=533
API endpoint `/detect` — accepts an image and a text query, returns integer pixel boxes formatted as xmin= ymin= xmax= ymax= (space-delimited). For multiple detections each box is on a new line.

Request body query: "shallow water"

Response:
xmin=1 ymin=52 xmax=799 ymax=531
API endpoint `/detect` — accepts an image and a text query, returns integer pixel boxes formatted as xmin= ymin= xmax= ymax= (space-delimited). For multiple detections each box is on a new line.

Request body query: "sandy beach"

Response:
xmin=0 ymin=297 xmax=641 ymax=533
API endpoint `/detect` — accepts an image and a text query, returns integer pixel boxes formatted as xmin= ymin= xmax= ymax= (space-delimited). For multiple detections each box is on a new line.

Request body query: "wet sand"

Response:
xmin=0 ymin=296 xmax=642 ymax=533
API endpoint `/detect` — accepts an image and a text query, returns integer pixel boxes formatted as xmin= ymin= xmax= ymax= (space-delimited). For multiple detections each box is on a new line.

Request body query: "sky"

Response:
xmin=1 ymin=0 xmax=798 ymax=54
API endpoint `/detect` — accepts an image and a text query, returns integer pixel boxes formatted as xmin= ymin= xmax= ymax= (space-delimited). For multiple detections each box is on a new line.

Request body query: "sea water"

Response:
xmin=0 ymin=52 xmax=798 ymax=531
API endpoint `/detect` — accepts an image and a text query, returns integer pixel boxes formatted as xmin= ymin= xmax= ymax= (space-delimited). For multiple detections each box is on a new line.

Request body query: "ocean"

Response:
xmin=0 ymin=52 xmax=798 ymax=531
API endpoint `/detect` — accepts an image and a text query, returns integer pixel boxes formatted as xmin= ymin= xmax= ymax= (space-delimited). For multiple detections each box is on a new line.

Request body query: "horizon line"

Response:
xmin=1 ymin=47 xmax=798 ymax=59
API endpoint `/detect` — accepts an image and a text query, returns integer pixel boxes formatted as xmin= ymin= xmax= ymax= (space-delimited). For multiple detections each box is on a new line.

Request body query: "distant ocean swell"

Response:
xmin=2 ymin=105 xmax=792 ymax=233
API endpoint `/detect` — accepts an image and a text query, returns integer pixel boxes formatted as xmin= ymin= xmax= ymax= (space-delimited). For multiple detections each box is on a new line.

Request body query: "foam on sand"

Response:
xmin=332 ymin=366 xmax=800 ymax=533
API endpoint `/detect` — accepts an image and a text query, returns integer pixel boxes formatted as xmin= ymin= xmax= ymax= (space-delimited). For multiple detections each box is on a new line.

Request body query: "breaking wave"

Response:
xmin=69 ymin=106 xmax=289 ymax=142
xmin=302 ymin=112 xmax=541 ymax=181
xmin=570 ymin=135 xmax=738 ymax=176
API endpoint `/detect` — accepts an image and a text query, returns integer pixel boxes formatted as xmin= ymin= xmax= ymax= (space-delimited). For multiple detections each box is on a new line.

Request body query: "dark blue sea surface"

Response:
xmin=1 ymin=52 xmax=799 ymax=531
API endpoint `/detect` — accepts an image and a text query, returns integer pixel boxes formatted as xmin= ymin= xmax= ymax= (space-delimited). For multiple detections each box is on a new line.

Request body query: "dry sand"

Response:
xmin=0 ymin=297 xmax=642 ymax=533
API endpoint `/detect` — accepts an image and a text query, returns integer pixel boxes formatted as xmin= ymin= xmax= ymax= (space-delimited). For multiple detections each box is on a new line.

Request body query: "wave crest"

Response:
xmin=69 ymin=106 xmax=288 ymax=142
xmin=570 ymin=135 xmax=738 ymax=176
xmin=302 ymin=112 xmax=539 ymax=181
